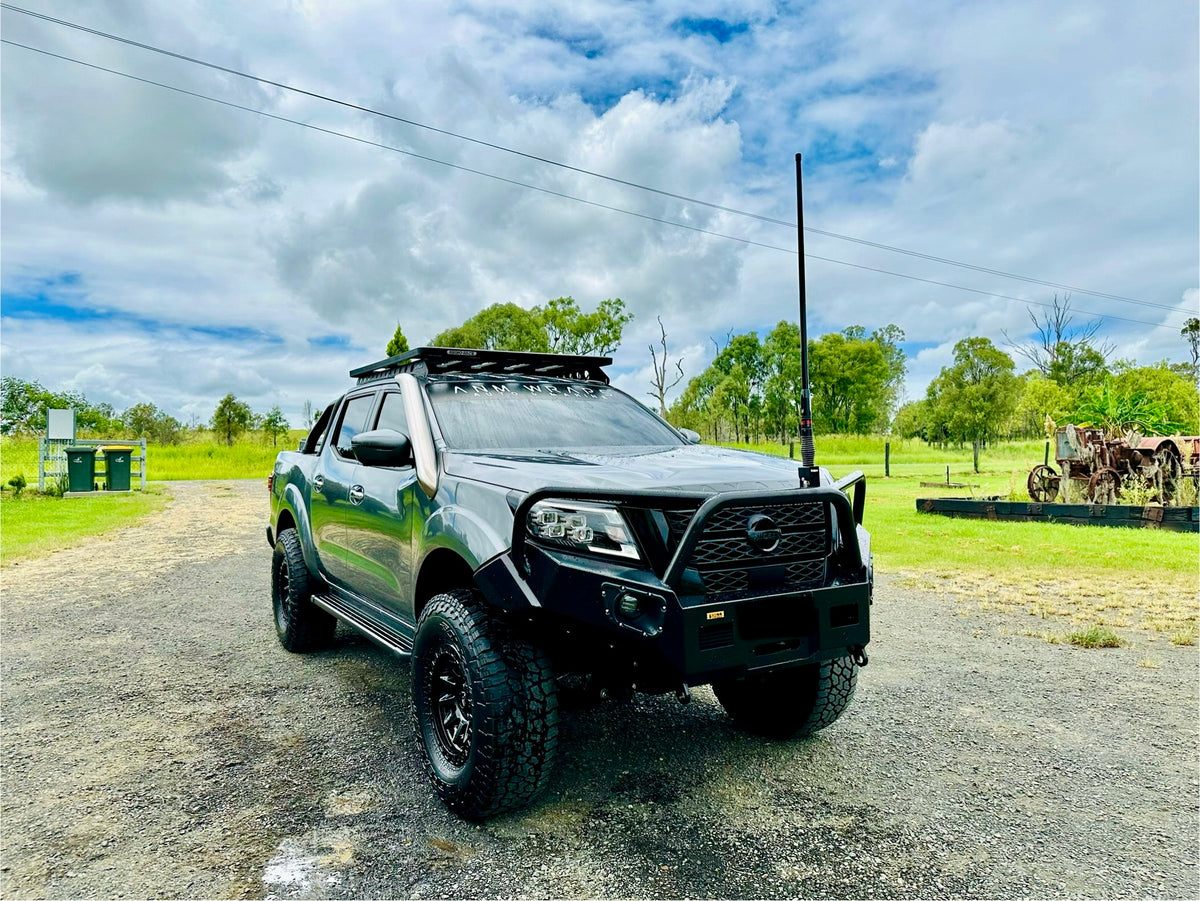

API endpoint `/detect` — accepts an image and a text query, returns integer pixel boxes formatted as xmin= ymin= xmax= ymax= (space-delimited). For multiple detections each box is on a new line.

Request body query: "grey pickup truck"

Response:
xmin=268 ymin=346 xmax=872 ymax=818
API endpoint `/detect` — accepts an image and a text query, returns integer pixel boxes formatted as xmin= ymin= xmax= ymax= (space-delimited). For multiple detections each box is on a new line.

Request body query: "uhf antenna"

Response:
xmin=795 ymin=153 xmax=819 ymax=488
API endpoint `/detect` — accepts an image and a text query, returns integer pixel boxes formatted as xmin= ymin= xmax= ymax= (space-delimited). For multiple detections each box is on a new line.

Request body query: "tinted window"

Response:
xmin=376 ymin=392 xmax=410 ymax=436
xmin=427 ymin=379 xmax=683 ymax=450
xmin=334 ymin=395 xmax=376 ymax=457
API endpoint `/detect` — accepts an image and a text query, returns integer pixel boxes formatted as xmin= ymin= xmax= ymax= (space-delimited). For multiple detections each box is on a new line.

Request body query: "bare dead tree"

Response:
xmin=648 ymin=316 xmax=685 ymax=418
xmin=1002 ymin=294 xmax=1113 ymax=376
xmin=709 ymin=328 xmax=734 ymax=358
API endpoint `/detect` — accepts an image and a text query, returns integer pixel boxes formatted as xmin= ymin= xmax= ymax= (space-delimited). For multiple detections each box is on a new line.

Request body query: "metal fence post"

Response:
xmin=885 ymin=442 xmax=891 ymax=477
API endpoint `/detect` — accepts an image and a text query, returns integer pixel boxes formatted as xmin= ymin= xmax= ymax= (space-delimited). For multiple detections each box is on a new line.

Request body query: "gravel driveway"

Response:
xmin=2 ymin=480 xmax=1196 ymax=899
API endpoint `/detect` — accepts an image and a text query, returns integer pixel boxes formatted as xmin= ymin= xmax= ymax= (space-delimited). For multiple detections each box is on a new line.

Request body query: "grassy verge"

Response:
xmin=1 ymin=432 xmax=306 ymax=484
xmin=149 ymin=438 xmax=298 ymax=481
xmin=1 ymin=486 xmax=171 ymax=566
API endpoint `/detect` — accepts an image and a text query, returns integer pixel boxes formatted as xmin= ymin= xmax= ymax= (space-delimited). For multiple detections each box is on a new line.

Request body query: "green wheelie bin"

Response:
xmin=65 ymin=446 xmax=97 ymax=492
xmin=102 ymin=446 xmax=135 ymax=491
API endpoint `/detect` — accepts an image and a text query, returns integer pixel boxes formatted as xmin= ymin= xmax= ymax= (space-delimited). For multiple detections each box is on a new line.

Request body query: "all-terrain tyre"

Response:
xmin=712 ymin=656 xmax=858 ymax=739
xmin=412 ymin=589 xmax=558 ymax=819
xmin=271 ymin=528 xmax=336 ymax=652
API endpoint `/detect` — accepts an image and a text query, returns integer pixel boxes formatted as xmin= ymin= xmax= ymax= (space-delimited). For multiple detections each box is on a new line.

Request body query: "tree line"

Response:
xmin=0 ymin=378 xmax=293 ymax=447
xmin=397 ymin=294 xmax=1198 ymax=443
xmin=667 ymin=323 xmax=907 ymax=443
xmin=7 ymin=295 xmax=1196 ymax=450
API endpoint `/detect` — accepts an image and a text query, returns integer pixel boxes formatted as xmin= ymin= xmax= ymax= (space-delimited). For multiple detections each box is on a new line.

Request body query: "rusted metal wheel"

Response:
xmin=1027 ymin=464 xmax=1061 ymax=503
xmin=1087 ymin=467 xmax=1121 ymax=504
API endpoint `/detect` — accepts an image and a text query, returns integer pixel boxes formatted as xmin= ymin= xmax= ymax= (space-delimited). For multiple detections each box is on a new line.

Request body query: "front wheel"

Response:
xmin=412 ymin=590 xmax=558 ymax=819
xmin=712 ymin=656 xmax=858 ymax=739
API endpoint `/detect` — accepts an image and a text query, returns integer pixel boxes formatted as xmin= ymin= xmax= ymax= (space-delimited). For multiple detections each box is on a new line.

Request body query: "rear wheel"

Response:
xmin=412 ymin=590 xmax=558 ymax=819
xmin=713 ymin=656 xmax=858 ymax=739
xmin=271 ymin=528 xmax=336 ymax=652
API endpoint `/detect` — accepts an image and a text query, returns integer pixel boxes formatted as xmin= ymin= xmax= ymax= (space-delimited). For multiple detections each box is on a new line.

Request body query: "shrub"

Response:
xmin=6 ymin=473 xmax=26 ymax=498
xmin=1067 ymin=625 xmax=1123 ymax=648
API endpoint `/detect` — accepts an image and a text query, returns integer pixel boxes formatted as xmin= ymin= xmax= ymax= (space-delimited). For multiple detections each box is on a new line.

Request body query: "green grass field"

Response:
xmin=0 ymin=432 xmax=304 ymax=486
xmin=0 ymin=486 xmax=171 ymax=564
xmin=724 ymin=437 xmax=1196 ymax=576
xmin=1 ymin=433 xmax=292 ymax=565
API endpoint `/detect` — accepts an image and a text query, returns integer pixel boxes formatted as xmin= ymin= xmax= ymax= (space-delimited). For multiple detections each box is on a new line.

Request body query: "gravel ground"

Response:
xmin=1 ymin=480 xmax=1197 ymax=899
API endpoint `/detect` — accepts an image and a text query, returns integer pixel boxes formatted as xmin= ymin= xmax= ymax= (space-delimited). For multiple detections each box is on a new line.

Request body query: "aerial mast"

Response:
xmin=795 ymin=153 xmax=819 ymax=487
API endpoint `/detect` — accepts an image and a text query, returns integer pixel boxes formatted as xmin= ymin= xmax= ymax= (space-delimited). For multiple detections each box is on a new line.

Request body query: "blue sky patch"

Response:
xmin=2 ymin=274 xmax=282 ymax=346
xmin=673 ymin=17 xmax=749 ymax=44
xmin=577 ymin=73 xmax=683 ymax=116
xmin=308 ymin=335 xmax=361 ymax=351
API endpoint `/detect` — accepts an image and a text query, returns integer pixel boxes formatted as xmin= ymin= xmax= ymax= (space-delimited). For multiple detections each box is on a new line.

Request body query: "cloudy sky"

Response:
xmin=2 ymin=0 xmax=1197 ymax=427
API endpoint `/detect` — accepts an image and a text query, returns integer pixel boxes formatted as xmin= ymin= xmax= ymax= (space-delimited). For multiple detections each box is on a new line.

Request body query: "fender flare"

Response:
xmin=279 ymin=482 xmax=322 ymax=578
xmin=417 ymin=504 xmax=508 ymax=573
xmin=416 ymin=505 xmax=540 ymax=611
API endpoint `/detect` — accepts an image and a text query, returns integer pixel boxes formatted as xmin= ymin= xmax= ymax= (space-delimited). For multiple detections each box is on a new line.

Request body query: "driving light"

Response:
xmin=616 ymin=592 xmax=641 ymax=618
xmin=527 ymin=502 xmax=640 ymax=560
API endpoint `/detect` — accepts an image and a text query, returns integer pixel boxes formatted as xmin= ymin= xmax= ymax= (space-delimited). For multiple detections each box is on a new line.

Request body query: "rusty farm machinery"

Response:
xmin=1026 ymin=425 xmax=1198 ymax=505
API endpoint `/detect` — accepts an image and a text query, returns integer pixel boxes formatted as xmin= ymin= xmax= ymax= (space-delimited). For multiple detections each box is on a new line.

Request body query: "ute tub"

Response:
xmin=475 ymin=483 xmax=871 ymax=680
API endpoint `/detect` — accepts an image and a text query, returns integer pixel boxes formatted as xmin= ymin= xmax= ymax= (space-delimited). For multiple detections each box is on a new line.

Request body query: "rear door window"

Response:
xmin=333 ymin=394 xmax=377 ymax=458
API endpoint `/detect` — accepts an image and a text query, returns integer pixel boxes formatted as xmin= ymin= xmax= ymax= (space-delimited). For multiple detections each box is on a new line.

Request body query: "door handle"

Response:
xmin=312 ymin=474 xmax=325 ymax=493
xmin=349 ymin=485 xmax=365 ymax=505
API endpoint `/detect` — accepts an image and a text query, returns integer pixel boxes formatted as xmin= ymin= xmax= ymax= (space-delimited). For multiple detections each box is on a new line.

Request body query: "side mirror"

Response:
xmin=351 ymin=428 xmax=413 ymax=467
xmin=679 ymin=428 xmax=702 ymax=445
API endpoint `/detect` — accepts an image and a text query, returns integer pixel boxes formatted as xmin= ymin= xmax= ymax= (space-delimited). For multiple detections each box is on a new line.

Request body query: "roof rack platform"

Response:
xmin=350 ymin=347 xmax=612 ymax=385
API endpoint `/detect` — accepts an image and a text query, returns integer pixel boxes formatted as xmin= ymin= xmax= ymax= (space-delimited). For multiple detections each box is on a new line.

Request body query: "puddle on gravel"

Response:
xmin=262 ymin=830 xmax=355 ymax=898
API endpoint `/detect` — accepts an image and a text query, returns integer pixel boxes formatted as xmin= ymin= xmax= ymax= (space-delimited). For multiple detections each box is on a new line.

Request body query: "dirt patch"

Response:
xmin=894 ymin=568 xmax=1200 ymax=645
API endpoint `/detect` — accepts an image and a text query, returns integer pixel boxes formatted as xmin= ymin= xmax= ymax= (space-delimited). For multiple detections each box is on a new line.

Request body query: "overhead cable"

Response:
xmin=1 ymin=38 xmax=1187 ymax=334
xmin=0 ymin=2 xmax=1185 ymax=315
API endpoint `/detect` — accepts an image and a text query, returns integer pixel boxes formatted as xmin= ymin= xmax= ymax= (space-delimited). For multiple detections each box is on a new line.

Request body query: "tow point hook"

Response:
xmin=676 ymin=684 xmax=692 ymax=705
xmin=850 ymin=645 xmax=869 ymax=667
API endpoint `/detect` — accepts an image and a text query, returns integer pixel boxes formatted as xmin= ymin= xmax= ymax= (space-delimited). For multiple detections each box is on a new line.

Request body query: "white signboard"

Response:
xmin=47 ymin=408 xmax=76 ymax=440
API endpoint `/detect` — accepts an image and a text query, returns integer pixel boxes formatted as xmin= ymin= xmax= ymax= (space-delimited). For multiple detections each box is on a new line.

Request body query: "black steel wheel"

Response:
xmin=712 ymin=656 xmax=858 ymax=739
xmin=430 ymin=642 xmax=472 ymax=767
xmin=271 ymin=528 xmax=336 ymax=652
xmin=412 ymin=590 xmax=558 ymax=819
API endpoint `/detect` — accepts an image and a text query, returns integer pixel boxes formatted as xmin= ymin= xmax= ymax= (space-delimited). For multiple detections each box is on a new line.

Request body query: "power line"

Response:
xmin=1 ymin=1 xmax=1187 ymax=316
xmin=1 ymin=38 xmax=1188 ymax=335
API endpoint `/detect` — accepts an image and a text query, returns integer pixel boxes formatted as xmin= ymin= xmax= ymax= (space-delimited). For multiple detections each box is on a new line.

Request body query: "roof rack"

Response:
xmin=350 ymin=346 xmax=612 ymax=385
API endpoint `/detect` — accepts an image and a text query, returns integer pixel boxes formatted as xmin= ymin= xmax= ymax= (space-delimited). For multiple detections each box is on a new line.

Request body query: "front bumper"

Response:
xmin=476 ymin=482 xmax=871 ymax=682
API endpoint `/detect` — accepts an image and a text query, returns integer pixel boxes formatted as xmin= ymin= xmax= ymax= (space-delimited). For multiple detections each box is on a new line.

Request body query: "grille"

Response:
xmin=670 ymin=501 xmax=830 ymax=601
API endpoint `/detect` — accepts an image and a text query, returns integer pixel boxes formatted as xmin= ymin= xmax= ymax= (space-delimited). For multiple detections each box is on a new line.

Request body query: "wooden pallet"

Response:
xmin=916 ymin=497 xmax=1199 ymax=532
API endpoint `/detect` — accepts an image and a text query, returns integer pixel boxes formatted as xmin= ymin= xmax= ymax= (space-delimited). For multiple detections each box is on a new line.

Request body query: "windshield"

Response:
xmin=427 ymin=378 xmax=684 ymax=450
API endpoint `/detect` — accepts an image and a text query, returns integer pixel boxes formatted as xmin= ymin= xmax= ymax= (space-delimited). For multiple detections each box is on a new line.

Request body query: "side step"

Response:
xmin=312 ymin=593 xmax=414 ymax=656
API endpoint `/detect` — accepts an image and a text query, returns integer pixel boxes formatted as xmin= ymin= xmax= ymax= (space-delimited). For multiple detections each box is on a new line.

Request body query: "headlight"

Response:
xmin=526 ymin=501 xmax=641 ymax=561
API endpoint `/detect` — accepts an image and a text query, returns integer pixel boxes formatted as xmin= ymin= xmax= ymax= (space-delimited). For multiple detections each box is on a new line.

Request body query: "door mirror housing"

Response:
xmin=679 ymin=427 xmax=702 ymax=445
xmin=350 ymin=428 xmax=413 ymax=467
